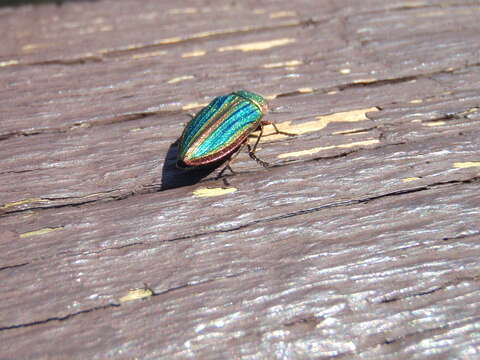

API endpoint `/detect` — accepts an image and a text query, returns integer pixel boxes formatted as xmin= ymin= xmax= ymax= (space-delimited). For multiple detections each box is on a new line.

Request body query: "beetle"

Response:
xmin=176 ymin=90 xmax=293 ymax=176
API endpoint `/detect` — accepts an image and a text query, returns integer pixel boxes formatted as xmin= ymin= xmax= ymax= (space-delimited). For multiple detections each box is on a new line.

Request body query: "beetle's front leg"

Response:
xmin=261 ymin=120 xmax=297 ymax=136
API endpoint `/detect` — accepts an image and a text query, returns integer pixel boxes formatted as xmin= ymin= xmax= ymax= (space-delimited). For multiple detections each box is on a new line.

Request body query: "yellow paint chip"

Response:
xmin=339 ymin=68 xmax=351 ymax=74
xmin=218 ymin=38 xmax=295 ymax=52
xmin=297 ymin=87 xmax=313 ymax=94
xmin=20 ymin=227 xmax=63 ymax=239
xmin=425 ymin=121 xmax=445 ymax=127
xmin=193 ymin=187 xmax=237 ymax=197
xmin=417 ymin=10 xmax=445 ymax=18
xmin=119 ymin=288 xmax=153 ymax=303
xmin=410 ymin=99 xmax=423 ymax=104
xmin=270 ymin=11 xmax=297 ymax=18
xmin=182 ymin=102 xmax=208 ymax=111
xmin=402 ymin=177 xmax=420 ymax=183
xmin=453 ymin=162 xmax=480 ymax=168
xmin=132 ymin=50 xmax=167 ymax=59
xmin=253 ymin=9 xmax=267 ymax=14
xmin=167 ymin=75 xmax=194 ymax=84
xmin=1 ymin=198 xmax=48 ymax=210
xmin=182 ymin=50 xmax=206 ymax=57
xmin=22 ymin=43 xmax=47 ymax=52
xmin=0 ymin=60 xmax=19 ymax=67
xmin=263 ymin=60 xmax=302 ymax=68
xmin=159 ymin=37 xmax=182 ymax=45
xmin=327 ymin=90 xmax=338 ymax=95
xmin=257 ymin=107 xmax=379 ymax=142
xmin=353 ymin=78 xmax=377 ymax=84
xmin=168 ymin=8 xmax=197 ymax=15
xmin=277 ymin=139 xmax=379 ymax=159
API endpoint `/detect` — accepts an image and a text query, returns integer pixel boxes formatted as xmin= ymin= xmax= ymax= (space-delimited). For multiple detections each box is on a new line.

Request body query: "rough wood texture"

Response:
xmin=1 ymin=0 xmax=479 ymax=359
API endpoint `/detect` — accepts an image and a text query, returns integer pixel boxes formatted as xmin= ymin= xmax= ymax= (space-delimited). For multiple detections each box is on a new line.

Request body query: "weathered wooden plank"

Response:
xmin=1 ymin=129 xmax=479 ymax=322
xmin=1 ymin=0 xmax=480 ymax=359
xmin=1 ymin=1 xmax=479 ymax=137
xmin=1 ymin=71 xmax=479 ymax=212
xmin=1 ymin=183 xmax=479 ymax=358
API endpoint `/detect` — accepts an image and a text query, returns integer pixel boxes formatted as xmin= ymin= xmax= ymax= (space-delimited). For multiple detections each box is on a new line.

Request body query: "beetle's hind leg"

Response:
xmin=247 ymin=124 xmax=271 ymax=168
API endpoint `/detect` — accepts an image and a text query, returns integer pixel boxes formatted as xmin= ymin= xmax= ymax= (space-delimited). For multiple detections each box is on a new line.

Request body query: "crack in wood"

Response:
xmin=160 ymin=176 xmax=479 ymax=244
xmin=0 ymin=262 xmax=29 ymax=272
xmin=381 ymin=315 xmax=480 ymax=347
xmin=378 ymin=274 xmax=480 ymax=304
xmin=0 ymin=268 xmax=261 ymax=332
xmin=0 ymin=303 xmax=119 ymax=332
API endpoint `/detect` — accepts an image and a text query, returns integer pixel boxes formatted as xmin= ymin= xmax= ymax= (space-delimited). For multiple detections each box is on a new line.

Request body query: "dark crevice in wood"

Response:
xmin=0 ymin=111 xmax=171 ymax=142
xmin=381 ymin=315 xmax=480 ymax=346
xmin=0 ymin=303 xmax=119 ymax=332
xmin=0 ymin=262 xmax=29 ymax=272
xmin=0 ymin=128 xmax=68 ymax=142
xmin=67 ymin=241 xmax=146 ymax=257
xmin=277 ymin=63 xmax=480 ymax=100
xmin=352 ymin=2 xmax=479 ymax=21
xmin=0 ymin=269 xmax=261 ymax=332
xmin=151 ymin=268 xmax=263 ymax=299
xmin=442 ymin=231 xmax=480 ymax=241
xmin=378 ymin=275 xmax=480 ymax=304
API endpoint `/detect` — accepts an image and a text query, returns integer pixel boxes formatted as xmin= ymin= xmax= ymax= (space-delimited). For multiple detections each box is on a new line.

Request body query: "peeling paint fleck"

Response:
xmin=270 ymin=11 xmax=297 ymax=19
xmin=119 ymin=288 xmax=153 ymax=303
xmin=1 ymin=198 xmax=48 ymax=210
xmin=353 ymin=78 xmax=377 ymax=84
xmin=182 ymin=50 xmax=206 ymax=57
xmin=263 ymin=60 xmax=302 ymax=68
xmin=278 ymin=139 xmax=379 ymax=159
xmin=218 ymin=38 xmax=295 ymax=52
xmin=132 ymin=50 xmax=167 ymax=59
xmin=0 ymin=60 xmax=19 ymax=67
xmin=258 ymin=107 xmax=379 ymax=142
xmin=167 ymin=75 xmax=194 ymax=84
xmin=182 ymin=102 xmax=208 ymax=111
xmin=453 ymin=162 xmax=480 ymax=168
xmin=402 ymin=177 xmax=421 ymax=183
xmin=20 ymin=227 xmax=64 ymax=239
xmin=193 ymin=187 xmax=237 ymax=197
xmin=425 ymin=121 xmax=445 ymax=127
xmin=168 ymin=8 xmax=197 ymax=15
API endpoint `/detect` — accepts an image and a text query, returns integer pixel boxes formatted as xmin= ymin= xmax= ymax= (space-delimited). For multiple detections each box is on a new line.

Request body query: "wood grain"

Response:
xmin=1 ymin=0 xmax=479 ymax=359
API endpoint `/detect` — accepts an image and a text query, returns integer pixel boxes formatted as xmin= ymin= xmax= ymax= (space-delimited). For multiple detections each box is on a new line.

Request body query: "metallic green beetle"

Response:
xmin=177 ymin=90 xmax=291 ymax=174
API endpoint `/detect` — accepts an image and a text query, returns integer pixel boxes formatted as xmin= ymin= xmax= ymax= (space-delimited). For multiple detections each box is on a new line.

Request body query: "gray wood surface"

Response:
xmin=1 ymin=0 xmax=479 ymax=359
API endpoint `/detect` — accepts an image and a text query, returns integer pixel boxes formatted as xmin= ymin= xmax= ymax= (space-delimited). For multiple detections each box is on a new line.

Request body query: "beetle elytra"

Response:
xmin=177 ymin=90 xmax=293 ymax=175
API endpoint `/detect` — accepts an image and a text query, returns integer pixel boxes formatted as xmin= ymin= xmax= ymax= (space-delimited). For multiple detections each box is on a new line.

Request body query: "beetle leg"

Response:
xmin=248 ymin=125 xmax=271 ymax=168
xmin=261 ymin=120 xmax=296 ymax=136
xmin=216 ymin=142 xmax=247 ymax=179
xmin=216 ymin=162 xmax=235 ymax=179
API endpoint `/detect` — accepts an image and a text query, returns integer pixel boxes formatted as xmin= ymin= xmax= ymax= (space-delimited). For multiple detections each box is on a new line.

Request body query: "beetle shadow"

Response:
xmin=160 ymin=139 xmax=226 ymax=190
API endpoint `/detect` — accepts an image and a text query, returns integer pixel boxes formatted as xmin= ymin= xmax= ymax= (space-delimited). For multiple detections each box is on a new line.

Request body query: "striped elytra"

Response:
xmin=176 ymin=90 xmax=271 ymax=169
